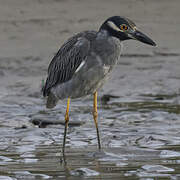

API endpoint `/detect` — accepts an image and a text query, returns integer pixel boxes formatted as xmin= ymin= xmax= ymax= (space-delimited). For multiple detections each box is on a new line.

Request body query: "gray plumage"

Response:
xmin=43 ymin=16 xmax=156 ymax=108
xmin=43 ymin=30 xmax=121 ymax=108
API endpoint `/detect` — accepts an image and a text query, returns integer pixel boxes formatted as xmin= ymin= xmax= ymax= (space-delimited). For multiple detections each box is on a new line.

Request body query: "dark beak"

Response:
xmin=130 ymin=30 xmax=156 ymax=46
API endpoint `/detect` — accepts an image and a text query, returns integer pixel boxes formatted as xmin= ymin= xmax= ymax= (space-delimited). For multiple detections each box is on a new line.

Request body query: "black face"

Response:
xmin=100 ymin=16 xmax=156 ymax=46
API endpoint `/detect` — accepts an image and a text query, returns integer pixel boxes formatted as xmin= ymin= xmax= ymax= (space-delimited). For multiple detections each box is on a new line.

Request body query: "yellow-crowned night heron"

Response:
xmin=43 ymin=16 xmax=156 ymax=154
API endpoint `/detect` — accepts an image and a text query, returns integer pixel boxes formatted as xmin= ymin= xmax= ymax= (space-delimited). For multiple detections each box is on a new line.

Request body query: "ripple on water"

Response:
xmin=142 ymin=164 xmax=174 ymax=172
xmin=70 ymin=168 xmax=100 ymax=177
xmin=0 ymin=176 xmax=16 ymax=180
xmin=1 ymin=87 xmax=180 ymax=179
xmin=160 ymin=150 xmax=180 ymax=158
xmin=13 ymin=171 xmax=51 ymax=180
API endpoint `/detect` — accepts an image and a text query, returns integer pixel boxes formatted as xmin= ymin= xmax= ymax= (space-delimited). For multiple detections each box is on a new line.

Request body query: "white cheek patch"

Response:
xmin=107 ymin=21 xmax=123 ymax=32
xmin=133 ymin=26 xmax=137 ymax=31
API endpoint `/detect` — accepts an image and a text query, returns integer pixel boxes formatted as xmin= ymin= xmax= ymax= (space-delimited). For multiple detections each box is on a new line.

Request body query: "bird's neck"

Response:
xmin=97 ymin=29 xmax=110 ymax=39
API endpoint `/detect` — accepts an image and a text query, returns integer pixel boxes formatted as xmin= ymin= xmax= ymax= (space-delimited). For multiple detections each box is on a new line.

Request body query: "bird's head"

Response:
xmin=100 ymin=16 xmax=156 ymax=46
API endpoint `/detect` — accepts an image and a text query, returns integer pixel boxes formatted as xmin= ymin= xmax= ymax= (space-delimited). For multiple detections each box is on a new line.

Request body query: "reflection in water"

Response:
xmin=0 ymin=93 xmax=180 ymax=179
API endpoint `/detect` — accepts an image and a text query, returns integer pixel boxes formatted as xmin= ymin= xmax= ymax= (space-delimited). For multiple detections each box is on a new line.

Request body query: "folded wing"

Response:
xmin=43 ymin=33 xmax=91 ymax=97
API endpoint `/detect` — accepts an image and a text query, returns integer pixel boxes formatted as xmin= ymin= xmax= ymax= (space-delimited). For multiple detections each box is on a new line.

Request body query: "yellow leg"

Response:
xmin=62 ymin=98 xmax=70 ymax=155
xmin=93 ymin=91 xmax=101 ymax=150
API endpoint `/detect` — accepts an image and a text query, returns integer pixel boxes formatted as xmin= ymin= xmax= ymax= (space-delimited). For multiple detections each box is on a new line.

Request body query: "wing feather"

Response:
xmin=43 ymin=33 xmax=91 ymax=97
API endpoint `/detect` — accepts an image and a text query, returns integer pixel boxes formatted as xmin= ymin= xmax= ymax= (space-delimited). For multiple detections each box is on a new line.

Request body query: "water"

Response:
xmin=0 ymin=91 xmax=180 ymax=179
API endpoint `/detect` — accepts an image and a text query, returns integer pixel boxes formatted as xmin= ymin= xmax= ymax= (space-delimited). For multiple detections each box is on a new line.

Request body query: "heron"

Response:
xmin=43 ymin=16 xmax=156 ymax=155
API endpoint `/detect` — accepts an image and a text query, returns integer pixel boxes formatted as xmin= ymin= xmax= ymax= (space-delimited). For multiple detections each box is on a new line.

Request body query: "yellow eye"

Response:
xmin=120 ymin=24 xmax=128 ymax=31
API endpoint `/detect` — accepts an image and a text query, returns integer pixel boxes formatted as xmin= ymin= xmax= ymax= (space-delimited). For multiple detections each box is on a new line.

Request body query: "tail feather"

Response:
xmin=46 ymin=92 xmax=58 ymax=109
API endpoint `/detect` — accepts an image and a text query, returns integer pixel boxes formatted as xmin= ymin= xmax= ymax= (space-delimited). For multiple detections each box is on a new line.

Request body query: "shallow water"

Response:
xmin=0 ymin=90 xmax=180 ymax=179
